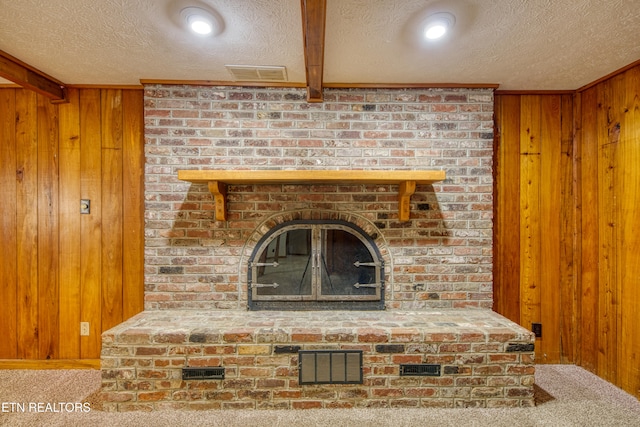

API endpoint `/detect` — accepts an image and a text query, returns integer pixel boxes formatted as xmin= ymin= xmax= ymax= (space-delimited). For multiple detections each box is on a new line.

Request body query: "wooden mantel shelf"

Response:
xmin=177 ymin=170 xmax=446 ymax=222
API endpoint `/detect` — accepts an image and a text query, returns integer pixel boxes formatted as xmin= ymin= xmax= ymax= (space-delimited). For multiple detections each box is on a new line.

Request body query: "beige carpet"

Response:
xmin=0 ymin=365 xmax=639 ymax=426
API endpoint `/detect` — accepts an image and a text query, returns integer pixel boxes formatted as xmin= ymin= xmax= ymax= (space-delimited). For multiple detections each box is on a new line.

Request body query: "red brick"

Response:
xmin=474 ymin=365 xmax=504 ymax=375
xmin=325 ymin=330 xmax=356 ymax=342
xmin=222 ymin=379 xmax=253 ymax=389
xmin=222 ymin=356 xmax=255 ymax=366
xmin=135 ymin=347 xmax=166 ymax=356
xmin=204 ymin=391 xmax=235 ymax=400
xmin=357 ymin=328 xmax=388 ymax=342
xmin=489 ymin=354 xmax=518 ymax=363
xmin=172 ymin=390 xmax=203 ymax=401
xmin=238 ymin=390 xmax=271 ymax=400
xmin=138 ymin=391 xmax=169 ymax=401
xmin=507 ymin=387 xmax=534 ymax=398
xmin=326 ymin=401 xmax=354 ymax=409
xmin=137 ymin=370 xmax=169 ymax=379
xmin=390 ymin=328 xmax=422 ymax=342
xmin=187 ymin=357 xmax=222 ymax=367
xmin=339 ymin=389 xmax=369 ymax=399
xmin=292 ymin=401 xmax=323 ymax=409
xmin=488 ymin=333 xmax=519 ymax=342
xmin=456 ymin=354 xmax=485 ymax=364
xmin=424 ymin=333 xmax=457 ymax=342
xmin=274 ymin=390 xmax=302 ymax=399
xmin=364 ymin=377 xmax=388 ymax=387
xmin=203 ymin=345 xmax=235 ymax=355
xmin=372 ymin=388 xmax=403 ymax=397
xmin=460 ymin=333 xmax=486 ymax=342
xmin=506 ymin=366 xmax=535 ymax=375
xmin=291 ymin=328 xmax=323 ymax=342
xmin=168 ymin=345 xmax=202 ymax=355
xmin=239 ymin=367 xmax=271 ymax=377
xmin=439 ymin=343 xmax=472 ymax=353
xmin=257 ymin=379 xmax=285 ymax=388
xmin=391 ymin=354 xmax=423 ymax=364
xmin=153 ymin=332 xmax=187 ymax=344
xmin=223 ymin=330 xmax=254 ymax=343
xmin=186 ymin=381 xmax=220 ymax=390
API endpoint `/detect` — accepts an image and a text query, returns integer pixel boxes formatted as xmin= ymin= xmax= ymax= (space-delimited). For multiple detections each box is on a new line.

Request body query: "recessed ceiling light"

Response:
xmin=180 ymin=7 xmax=221 ymax=36
xmin=424 ymin=12 xmax=456 ymax=40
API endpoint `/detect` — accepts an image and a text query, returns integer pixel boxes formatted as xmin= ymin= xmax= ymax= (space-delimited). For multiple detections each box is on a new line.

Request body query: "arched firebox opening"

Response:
xmin=247 ymin=220 xmax=385 ymax=310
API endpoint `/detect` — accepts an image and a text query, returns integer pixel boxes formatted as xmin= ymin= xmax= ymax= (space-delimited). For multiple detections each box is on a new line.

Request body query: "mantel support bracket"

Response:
xmin=398 ymin=180 xmax=417 ymax=222
xmin=208 ymin=181 xmax=227 ymax=221
xmin=205 ymin=179 xmax=420 ymax=222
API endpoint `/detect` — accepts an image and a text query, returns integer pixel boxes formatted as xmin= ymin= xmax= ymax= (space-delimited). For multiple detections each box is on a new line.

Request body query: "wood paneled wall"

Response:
xmin=494 ymin=64 xmax=640 ymax=398
xmin=494 ymin=93 xmax=576 ymax=366
xmin=0 ymin=88 xmax=144 ymax=364
xmin=577 ymin=66 xmax=640 ymax=397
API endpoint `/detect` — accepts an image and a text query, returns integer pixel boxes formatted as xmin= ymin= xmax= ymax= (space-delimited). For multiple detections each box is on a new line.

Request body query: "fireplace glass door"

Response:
xmin=248 ymin=221 xmax=384 ymax=310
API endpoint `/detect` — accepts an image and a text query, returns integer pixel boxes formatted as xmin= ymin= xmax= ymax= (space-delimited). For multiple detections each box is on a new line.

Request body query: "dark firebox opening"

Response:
xmin=247 ymin=220 xmax=385 ymax=311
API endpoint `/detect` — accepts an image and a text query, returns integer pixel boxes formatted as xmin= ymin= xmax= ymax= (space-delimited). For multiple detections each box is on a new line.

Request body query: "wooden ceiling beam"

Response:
xmin=0 ymin=49 xmax=67 ymax=102
xmin=300 ymin=0 xmax=326 ymax=102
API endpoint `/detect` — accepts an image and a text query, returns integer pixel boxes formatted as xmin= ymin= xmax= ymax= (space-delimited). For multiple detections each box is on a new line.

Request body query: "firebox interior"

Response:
xmin=247 ymin=220 xmax=384 ymax=310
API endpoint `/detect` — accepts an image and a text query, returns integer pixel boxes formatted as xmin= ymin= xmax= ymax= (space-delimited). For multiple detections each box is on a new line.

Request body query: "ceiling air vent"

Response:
xmin=225 ymin=65 xmax=288 ymax=82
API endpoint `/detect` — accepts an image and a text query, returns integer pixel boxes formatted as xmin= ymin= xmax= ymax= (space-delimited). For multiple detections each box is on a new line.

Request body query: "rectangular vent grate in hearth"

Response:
xmin=299 ymin=350 xmax=363 ymax=385
xmin=399 ymin=364 xmax=441 ymax=377
xmin=182 ymin=367 xmax=225 ymax=380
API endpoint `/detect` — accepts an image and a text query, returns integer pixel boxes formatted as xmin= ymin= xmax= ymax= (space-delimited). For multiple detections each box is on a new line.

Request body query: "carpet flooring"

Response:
xmin=0 ymin=365 xmax=638 ymax=426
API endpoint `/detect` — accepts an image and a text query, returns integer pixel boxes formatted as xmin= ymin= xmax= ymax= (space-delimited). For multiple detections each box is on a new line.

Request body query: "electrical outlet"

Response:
xmin=80 ymin=322 xmax=90 ymax=336
xmin=80 ymin=199 xmax=90 ymax=214
xmin=532 ymin=322 xmax=542 ymax=338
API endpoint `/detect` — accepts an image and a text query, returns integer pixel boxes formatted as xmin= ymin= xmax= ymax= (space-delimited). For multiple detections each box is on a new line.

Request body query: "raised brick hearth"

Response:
xmin=101 ymin=85 xmax=535 ymax=410
xmin=101 ymin=309 xmax=534 ymax=410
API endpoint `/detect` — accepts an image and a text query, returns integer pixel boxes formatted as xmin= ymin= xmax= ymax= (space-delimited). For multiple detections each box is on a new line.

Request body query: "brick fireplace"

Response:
xmin=100 ymin=85 xmax=535 ymax=410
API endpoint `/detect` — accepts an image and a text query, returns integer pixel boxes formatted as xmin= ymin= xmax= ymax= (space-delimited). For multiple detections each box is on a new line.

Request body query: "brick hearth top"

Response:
xmin=102 ymin=309 xmax=532 ymax=344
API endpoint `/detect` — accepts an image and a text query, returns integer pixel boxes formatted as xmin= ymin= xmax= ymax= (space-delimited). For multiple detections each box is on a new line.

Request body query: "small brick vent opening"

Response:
xmin=182 ymin=367 xmax=225 ymax=380
xmin=399 ymin=364 xmax=441 ymax=377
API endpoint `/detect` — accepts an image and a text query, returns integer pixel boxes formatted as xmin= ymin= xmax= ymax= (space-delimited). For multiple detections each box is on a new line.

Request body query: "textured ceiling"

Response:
xmin=1 ymin=0 xmax=639 ymax=90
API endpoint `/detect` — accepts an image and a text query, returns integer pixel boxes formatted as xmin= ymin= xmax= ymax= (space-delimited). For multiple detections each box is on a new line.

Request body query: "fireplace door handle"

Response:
xmin=353 ymin=282 xmax=381 ymax=289
xmin=253 ymin=282 xmax=280 ymax=288
xmin=251 ymin=261 xmax=280 ymax=268
xmin=353 ymin=261 xmax=379 ymax=267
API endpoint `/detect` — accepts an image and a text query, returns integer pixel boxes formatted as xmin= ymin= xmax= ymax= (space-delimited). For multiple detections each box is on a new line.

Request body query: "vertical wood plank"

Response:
xmin=493 ymin=95 xmax=521 ymax=322
xmin=559 ymin=94 xmax=577 ymax=363
xmin=36 ymin=94 xmax=60 ymax=360
xmin=579 ymin=87 xmax=599 ymax=373
xmin=618 ymin=66 xmax=640 ymax=397
xmin=519 ymin=95 xmax=542 ymax=354
xmin=15 ymin=90 xmax=39 ymax=359
xmin=596 ymin=78 xmax=618 ymax=382
xmin=122 ymin=90 xmax=145 ymax=318
xmin=101 ymin=89 xmax=124 ymax=331
xmin=540 ymin=95 xmax=562 ymax=363
xmin=80 ymin=89 xmax=103 ymax=358
xmin=58 ymin=88 xmax=82 ymax=358
xmin=0 ymin=89 xmax=18 ymax=358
